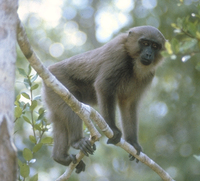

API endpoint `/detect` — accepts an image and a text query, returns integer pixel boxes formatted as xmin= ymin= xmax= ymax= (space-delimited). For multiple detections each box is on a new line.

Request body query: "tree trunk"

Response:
xmin=0 ymin=0 xmax=18 ymax=180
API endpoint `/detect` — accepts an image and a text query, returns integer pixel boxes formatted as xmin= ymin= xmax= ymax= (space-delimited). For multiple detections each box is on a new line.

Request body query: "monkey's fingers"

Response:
xmin=79 ymin=140 xmax=96 ymax=156
xmin=79 ymin=145 xmax=89 ymax=156
xmin=75 ymin=160 xmax=86 ymax=174
xmin=129 ymin=143 xmax=142 ymax=162
xmin=129 ymin=154 xmax=135 ymax=161
xmin=92 ymin=143 xmax=96 ymax=151
xmin=128 ymin=154 xmax=139 ymax=163
xmin=85 ymin=140 xmax=96 ymax=152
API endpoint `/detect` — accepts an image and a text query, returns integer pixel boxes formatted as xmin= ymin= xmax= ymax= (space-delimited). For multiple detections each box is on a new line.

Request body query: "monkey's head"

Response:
xmin=125 ymin=26 xmax=166 ymax=67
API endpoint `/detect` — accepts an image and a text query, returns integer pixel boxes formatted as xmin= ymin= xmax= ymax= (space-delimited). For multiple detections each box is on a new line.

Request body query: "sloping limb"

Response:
xmin=16 ymin=17 xmax=175 ymax=181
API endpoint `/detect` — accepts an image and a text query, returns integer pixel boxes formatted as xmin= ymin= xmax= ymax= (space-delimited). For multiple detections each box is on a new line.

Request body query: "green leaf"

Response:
xmin=16 ymin=94 xmax=21 ymax=102
xmin=171 ymin=23 xmax=179 ymax=29
xmin=24 ymin=78 xmax=30 ymax=89
xmin=18 ymin=68 xmax=27 ymax=77
xmin=31 ymin=74 xmax=38 ymax=83
xmin=29 ymin=135 xmax=37 ymax=144
xmin=177 ymin=17 xmax=183 ymax=28
xmin=165 ymin=41 xmax=173 ymax=54
xmin=181 ymin=39 xmax=197 ymax=52
xmin=15 ymin=106 xmax=22 ymax=118
xmin=30 ymin=100 xmax=37 ymax=111
xmin=33 ymin=95 xmax=41 ymax=101
xmin=23 ymin=148 xmax=33 ymax=161
xmin=21 ymin=92 xmax=30 ymax=99
xmin=23 ymin=116 xmax=31 ymax=124
xmin=38 ymin=107 xmax=45 ymax=115
xmin=187 ymin=22 xmax=196 ymax=37
xmin=18 ymin=159 xmax=23 ymax=167
xmin=31 ymin=84 xmax=39 ymax=91
xmin=20 ymin=163 xmax=30 ymax=178
xmin=15 ymin=100 xmax=20 ymax=107
xmin=195 ymin=62 xmax=200 ymax=71
xmin=171 ymin=38 xmax=180 ymax=54
xmin=34 ymin=124 xmax=42 ymax=131
xmin=30 ymin=174 xmax=38 ymax=181
xmin=41 ymin=137 xmax=53 ymax=144
xmin=33 ymin=143 xmax=43 ymax=153
xmin=23 ymin=103 xmax=31 ymax=112
xmin=37 ymin=110 xmax=45 ymax=121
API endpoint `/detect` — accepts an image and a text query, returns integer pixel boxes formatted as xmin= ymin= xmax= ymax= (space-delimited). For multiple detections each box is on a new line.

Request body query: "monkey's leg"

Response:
xmin=96 ymin=89 xmax=122 ymax=144
xmin=52 ymin=113 xmax=87 ymax=173
xmin=68 ymin=110 xmax=96 ymax=156
xmin=119 ymin=101 xmax=142 ymax=162
xmin=52 ymin=114 xmax=72 ymax=165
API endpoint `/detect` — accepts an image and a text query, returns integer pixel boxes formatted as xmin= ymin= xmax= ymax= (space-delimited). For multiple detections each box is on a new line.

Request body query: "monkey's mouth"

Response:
xmin=141 ymin=59 xmax=152 ymax=66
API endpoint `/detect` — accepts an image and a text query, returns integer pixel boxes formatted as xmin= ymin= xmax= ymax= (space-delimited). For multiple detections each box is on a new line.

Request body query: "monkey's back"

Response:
xmin=42 ymin=33 xmax=129 ymax=113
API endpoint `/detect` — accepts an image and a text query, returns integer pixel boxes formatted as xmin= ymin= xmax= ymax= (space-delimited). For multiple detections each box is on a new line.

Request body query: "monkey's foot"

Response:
xmin=107 ymin=128 xmax=122 ymax=145
xmin=128 ymin=142 xmax=142 ymax=163
xmin=69 ymin=154 xmax=86 ymax=174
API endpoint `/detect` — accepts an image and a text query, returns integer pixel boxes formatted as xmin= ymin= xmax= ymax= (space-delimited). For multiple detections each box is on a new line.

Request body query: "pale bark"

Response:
xmin=0 ymin=0 xmax=18 ymax=180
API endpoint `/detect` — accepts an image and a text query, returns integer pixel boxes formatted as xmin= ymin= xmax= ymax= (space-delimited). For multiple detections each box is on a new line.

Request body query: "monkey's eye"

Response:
xmin=142 ymin=41 xmax=149 ymax=46
xmin=152 ymin=43 xmax=158 ymax=49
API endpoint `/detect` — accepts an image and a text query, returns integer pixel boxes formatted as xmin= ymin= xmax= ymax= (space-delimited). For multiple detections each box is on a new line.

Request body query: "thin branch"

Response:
xmin=16 ymin=17 xmax=175 ymax=181
xmin=181 ymin=28 xmax=195 ymax=39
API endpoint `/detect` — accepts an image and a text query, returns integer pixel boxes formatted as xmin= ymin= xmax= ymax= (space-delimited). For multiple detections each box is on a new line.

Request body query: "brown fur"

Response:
xmin=42 ymin=25 xmax=166 ymax=172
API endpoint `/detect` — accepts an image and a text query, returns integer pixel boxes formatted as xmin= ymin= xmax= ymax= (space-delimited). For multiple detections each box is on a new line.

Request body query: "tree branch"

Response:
xmin=16 ymin=17 xmax=175 ymax=181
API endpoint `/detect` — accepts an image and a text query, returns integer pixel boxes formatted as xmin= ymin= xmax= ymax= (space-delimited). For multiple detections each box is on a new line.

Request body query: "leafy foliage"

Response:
xmin=165 ymin=4 xmax=200 ymax=65
xmin=15 ymin=65 xmax=52 ymax=181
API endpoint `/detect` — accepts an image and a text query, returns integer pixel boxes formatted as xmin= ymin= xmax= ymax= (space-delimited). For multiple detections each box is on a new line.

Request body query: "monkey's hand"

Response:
xmin=128 ymin=142 xmax=142 ymax=163
xmin=69 ymin=154 xmax=86 ymax=173
xmin=72 ymin=137 xmax=96 ymax=157
xmin=107 ymin=127 xmax=122 ymax=145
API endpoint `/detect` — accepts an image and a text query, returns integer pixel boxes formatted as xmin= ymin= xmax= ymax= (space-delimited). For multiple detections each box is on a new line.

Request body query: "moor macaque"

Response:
xmin=42 ymin=26 xmax=166 ymax=173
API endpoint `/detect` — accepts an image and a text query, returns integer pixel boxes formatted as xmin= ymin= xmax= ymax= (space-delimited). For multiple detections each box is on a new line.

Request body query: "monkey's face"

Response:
xmin=139 ymin=38 xmax=161 ymax=66
xmin=125 ymin=26 xmax=166 ymax=68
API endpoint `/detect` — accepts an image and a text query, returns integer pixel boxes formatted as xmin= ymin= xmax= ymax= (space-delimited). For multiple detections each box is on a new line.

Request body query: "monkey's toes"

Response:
xmin=75 ymin=160 xmax=86 ymax=173
xmin=107 ymin=129 xmax=122 ymax=145
xmin=129 ymin=142 xmax=142 ymax=162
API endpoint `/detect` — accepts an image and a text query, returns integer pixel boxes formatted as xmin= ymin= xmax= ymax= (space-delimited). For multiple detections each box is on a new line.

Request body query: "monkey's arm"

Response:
xmin=96 ymin=90 xmax=122 ymax=144
xmin=119 ymin=100 xmax=142 ymax=159
xmin=94 ymin=74 xmax=122 ymax=145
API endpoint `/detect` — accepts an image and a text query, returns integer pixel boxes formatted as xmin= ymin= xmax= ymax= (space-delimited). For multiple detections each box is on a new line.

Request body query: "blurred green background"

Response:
xmin=15 ymin=0 xmax=200 ymax=180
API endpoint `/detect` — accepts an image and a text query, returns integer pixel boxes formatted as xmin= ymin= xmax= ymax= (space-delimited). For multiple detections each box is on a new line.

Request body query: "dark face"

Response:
xmin=139 ymin=38 xmax=161 ymax=66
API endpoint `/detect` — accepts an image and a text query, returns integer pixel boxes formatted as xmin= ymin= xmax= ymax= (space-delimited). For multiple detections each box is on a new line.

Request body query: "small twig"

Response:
xmin=181 ymin=28 xmax=195 ymax=39
xmin=55 ymin=137 xmax=96 ymax=181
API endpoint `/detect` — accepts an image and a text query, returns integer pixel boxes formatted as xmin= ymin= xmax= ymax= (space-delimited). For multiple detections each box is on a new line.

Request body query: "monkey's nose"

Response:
xmin=145 ymin=53 xmax=151 ymax=59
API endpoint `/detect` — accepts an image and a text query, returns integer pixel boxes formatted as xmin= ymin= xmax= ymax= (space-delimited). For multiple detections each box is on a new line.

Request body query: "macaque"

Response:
xmin=42 ymin=26 xmax=166 ymax=173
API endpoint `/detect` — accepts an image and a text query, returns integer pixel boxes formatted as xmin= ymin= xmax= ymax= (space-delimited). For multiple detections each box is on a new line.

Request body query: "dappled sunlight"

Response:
xmin=142 ymin=0 xmax=157 ymax=9
xmin=18 ymin=0 xmax=62 ymax=27
xmin=49 ymin=43 xmax=64 ymax=58
xmin=115 ymin=0 xmax=134 ymax=11
xmin=149 ymin=101 xmax=168 ymax=118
